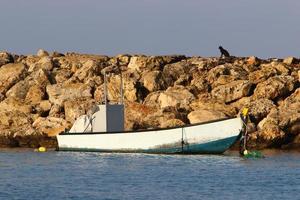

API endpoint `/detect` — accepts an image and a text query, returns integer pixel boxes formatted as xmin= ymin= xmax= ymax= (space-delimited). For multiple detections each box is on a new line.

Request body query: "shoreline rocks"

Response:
xmin=0 ymin=50 xmax=299 ymax=150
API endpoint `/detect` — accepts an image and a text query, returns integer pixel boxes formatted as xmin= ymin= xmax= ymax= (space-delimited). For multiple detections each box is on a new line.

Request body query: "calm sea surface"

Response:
xmin=0 ymin=149 xmax=299 ymax=200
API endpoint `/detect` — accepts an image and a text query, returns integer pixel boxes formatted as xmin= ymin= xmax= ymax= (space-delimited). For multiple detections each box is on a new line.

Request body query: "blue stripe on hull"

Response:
xmin=58 ymin=136 xmax=239 ymax=154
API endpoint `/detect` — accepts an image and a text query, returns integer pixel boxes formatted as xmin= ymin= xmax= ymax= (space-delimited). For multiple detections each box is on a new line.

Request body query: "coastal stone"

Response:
xmin=28 ymin=56 xmax=53 ymax=72
xmin=160 ymin=118 xmax=185 ymax=128
xmin=211 ymin=80 xmax=253 ymax=103
xmin=0 ymin=98 xmax=33 ymax=114
xmin=253 ymin=76 xmax=294 ymax=100
xmin=143 ymin=91 xmax=161 ymax=107
xmin=6 ymin=69 xmax=50 ymax=100
xmin=0 ymin=51 xmax=13 ymax=66
xmin=0 ymin=111 xmax=32 ymax=127
xmin=247 ymin=56 xmax=260 ymax=66
xmin=37 ymin=49 xmax=49 ymax=57
xmin=32 ymin=117 xmax=69 ymax=136
xmin=64 ymin=98 xmax=95 ymax=123
xmin=158 ymin=85 xmax=195 ymax=109
xmin=0 ymin=63 xmax=27 ymax=95
xmin=128 ymin=55 xmax=185 ymax=72
xmin=46 ymin=83 xmax=92 ymax=106
xmin=25 ymin=85 xmax=45 ymax=104
xmin=190 ymin=98 xmax=237 ymax=117
xmin=187 ymin=109 xmax=227 ymax=124
xmin=283 ymin=56 xmax=297 ymax=65
xmin=142 ymin=71 xmax=167 ymax=92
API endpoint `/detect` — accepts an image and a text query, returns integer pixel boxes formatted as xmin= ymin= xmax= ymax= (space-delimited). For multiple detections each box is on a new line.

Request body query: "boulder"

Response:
xmin=0 ymin=63 xmax=27 ymax=95
xmin=277 ymin=88 xmax=300 ymax=135
xmin=247 ymin=56 xmax=260 ymax=66
xmin=211 ymin=80 xmax=253 ymax=103
xmin=46 ymin=83 xmax=92 ymax=106
xmin=159 ymin=118 xmax=185 ymax=128
xmin=32 ymin=117 xmax=69 ymax=136
xmin=141 ymin=71 xmax=167 ymax=92
xmin=0 ymin=98 xmax=33 ymax=114
xmin=190 ymin=98 xmax=237 ymax=117
xmin=128 ymin=55 xmax=185 ymax=72
xmin=6 ymin=69 xmax=50 ymax=100
xmin=247 ymin=99 xmax=276 ymax=123
xmin=0 ymin=51 xmax=13 ymax=66
xmin=37 ymin=49 xmax=49 ymax=57
xmin=163 ymin=60 xmax=191 ymax=82
xmin=143 ymin=91 xmax=161 ymax=107
xmin=283 ymin=56 xmax=298 ymax=65
xmin=64 ymin=98 xmax=95 ymax=123
xmin=187 ymin=109 xmax=227 ymax=124
xmin=248 ymin=64 xmax=277 ymax=84
xmin=158 ymin=85 xmax=195 ymax=109
xmin=28 ymin=56 xmax=53 ymax=72
xmin=253 ymin=76 xmax=294 ymax=100
xmin=25 ymin=85 xmax=45 ymax=104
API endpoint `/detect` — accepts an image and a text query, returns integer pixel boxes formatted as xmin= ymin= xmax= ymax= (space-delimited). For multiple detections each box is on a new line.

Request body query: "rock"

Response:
xmin=0 ymin=98 xmax=33 ymax=114
xmin=70 ymin=59 xmax=102 ymax=82
xmin=190 ymin=98 xmax=237 ymax=117
xmin=0 ymin=51 xmax=13 ymax=66
xmin=32 ymin=117 xmax=69 ymax=136
xmin=28 ymin=56 xmax=53 ymax=72
xmin=277 ymin=88 xmax=300 ymax=135
xmin=247 ymin=56 xmax=260 ymax=66
xmin=0 ymin=63 xmax=27 ymax=95
xmin=163 ymin=60 xmax=191 ymax=82
xmin=253 ymin=75 xmax=294 ymax=100
xmin=128 ymin=55 xmax=185 ymax=72
xmin=283 ymin=56 xmax=297 ymax=65
xmin=64 ymin=98 xmax=95 ymax=123
xmin=187 ymin=109 xmax=227 ymax=124
xmin=158 ymin=85 xmax=195 ymax=109
xmin=211 ymin=80 xmax=253 ymax=103
xmin=0 ymin=111 xmax=32 ymax=127
xmin=25 ymin=85 xmax=45 ymax=104
xmin=46 ymin=83 xmax=92 ymax=106
xmin=37 ymin=49 xmax=49 ymax=57
xmin=160 ymin=118 xmax=185 ymax=128
xmin=143 ymin=91 xmax=161 ymax=107
xmin=142 ymin=71 xmax=167 ymax=92
xmin=247 ymin=99 xmax=276 ymax=123
xmin=6 ymin=69 xmax=50 ymax=100
xmin=36 ymin=100 xmax=52 ymax=115
xmin=248 ymin=108 xmax=285 ymax=148
xmin=248 ymin=64 xmax=277 ymax=84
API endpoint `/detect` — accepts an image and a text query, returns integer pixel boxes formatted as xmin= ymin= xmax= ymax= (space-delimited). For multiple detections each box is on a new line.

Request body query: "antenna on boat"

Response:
xmin=120 ymin=71 xmax=124 ymax=105
xmin=104 ymin=69 xmax=108 ymax=105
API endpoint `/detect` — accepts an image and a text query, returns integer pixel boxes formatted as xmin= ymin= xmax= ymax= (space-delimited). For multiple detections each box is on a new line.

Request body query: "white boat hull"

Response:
xmin=57 ymin=117 xmax=243 ymax=154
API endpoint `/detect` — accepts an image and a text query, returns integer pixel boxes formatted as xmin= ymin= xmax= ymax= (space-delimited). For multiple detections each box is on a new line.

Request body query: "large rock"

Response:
xmin=0 ymin=51 xmax=13 ymax=66
xmin=6 ymin=69 xmax=50 ymax=101
xmin=141 ymin=71 xmax=167 ymax=92
xmin=32 ymin=117 xmax=69 ymax=136
xmin=28 ymin=56 xmax=53 ymax=72
xmin=211 ymin=80 xmax=253 ymax=103
xmin=187 ymin=109 xmax=227 ymax=124
xmin=0 ymin=98 xmax=33 ymax=114
xmin=46 ymin=83 xmax=92 ymax=106
xmin=277 ymin=88 xmax=300 ymax=135
xmin=0 ymin=63 xmax=27 ymax=95
xmin=64 ymin=98 xmax=95 ymax=123
xmin=37 ymin=49 xmax=49 ymax=57
xmin=158 ymin=85 xmax=195 ymax=109
xmin=253 ymin=75 xmax=294 ymax=100
xmin=128 ymin=55 xmax=185 ymax=72
xmin=247 ymin=98 xmax=276 ymax=123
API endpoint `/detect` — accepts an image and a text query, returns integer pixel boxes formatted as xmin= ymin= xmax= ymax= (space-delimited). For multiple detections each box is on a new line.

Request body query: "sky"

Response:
xmin=0 ymin=0 xmax=299 ymax=58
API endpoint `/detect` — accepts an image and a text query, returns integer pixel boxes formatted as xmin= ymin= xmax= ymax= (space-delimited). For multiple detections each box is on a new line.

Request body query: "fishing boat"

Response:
xmin=57 ymin=69 xmax=246 ymax=154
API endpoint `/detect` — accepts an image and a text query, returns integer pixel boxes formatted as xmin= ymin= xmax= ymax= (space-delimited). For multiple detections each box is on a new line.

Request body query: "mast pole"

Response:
xmin=104 ymin=69 xmax=108 ymax=105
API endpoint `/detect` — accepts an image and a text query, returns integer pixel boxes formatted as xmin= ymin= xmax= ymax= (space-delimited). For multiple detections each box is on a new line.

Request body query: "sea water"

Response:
xmin=0 ymin=149 xmax=299 ymax=200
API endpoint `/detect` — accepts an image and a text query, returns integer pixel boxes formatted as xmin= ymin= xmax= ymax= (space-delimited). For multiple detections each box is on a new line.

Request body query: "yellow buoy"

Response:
xmin=38 ymin=147 xmax=47 ymax=152
xmin=243 ymin=150 xmax=248 ymax=155
xmin=242 ymin=108 xmax=249 ymax=116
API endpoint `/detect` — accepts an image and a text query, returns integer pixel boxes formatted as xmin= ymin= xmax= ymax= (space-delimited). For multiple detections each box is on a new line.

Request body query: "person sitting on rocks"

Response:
xmin=219 ymin=46 xmax=230 ymax=58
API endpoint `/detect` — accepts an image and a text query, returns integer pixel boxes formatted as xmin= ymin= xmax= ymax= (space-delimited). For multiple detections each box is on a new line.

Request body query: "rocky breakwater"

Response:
xmin=0 ymin=50 xmax=299 ymax=149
